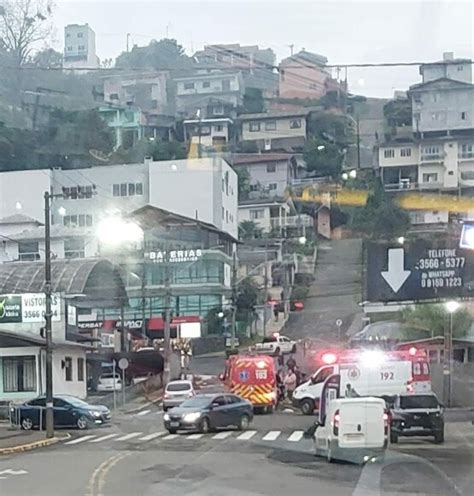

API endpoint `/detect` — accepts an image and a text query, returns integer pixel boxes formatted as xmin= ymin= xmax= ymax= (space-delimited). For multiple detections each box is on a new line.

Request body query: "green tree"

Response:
xmin=0 ymin=0 xmax=54 ymax=66
xmin=110 ymin=139 xmax=187 ymax=164
xmin=240 ymin=88 xmax=264 ymax=114
xmin=238 ymin=220 xmax=262 ymax=240
xmin=30 ymin=47 xmax=62 ymax=68
xmin=400 ymin=304 xmax=472 ymax=340
xmin=236 ymin=278 xmax=260 ymax=315
xmin=235 ymin=166 xmax=251 ymax=201
xmin=351 ymin=180 xmax=410 ymax=239
xmin=115 ymin=38 xmax=192 ymax=71
xmin=303 ymin=139 xmax=344 ymax=178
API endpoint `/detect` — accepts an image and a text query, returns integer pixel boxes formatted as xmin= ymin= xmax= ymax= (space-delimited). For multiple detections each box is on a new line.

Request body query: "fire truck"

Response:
xmin=220 ymin=354 xmax=277 ymax=413
xmin=293 ymin=348 xmax=431 ymax=415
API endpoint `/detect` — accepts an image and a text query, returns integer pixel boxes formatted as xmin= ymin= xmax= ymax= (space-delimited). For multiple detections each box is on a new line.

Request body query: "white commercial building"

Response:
xmin=63 ymin=23 xmax=99 ymax=71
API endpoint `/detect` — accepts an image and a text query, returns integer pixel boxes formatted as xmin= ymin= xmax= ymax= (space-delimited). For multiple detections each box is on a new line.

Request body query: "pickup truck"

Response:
xmin=253 ymin=335 xmax=297 ymax=356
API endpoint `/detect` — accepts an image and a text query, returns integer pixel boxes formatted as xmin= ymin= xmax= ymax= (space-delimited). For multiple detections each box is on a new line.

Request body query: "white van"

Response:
xmin=313 ymin=397 xmax=389 ymax=464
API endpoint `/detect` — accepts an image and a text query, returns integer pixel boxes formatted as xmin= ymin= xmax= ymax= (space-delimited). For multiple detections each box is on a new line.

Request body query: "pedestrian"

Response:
xmin=273 ymin=306 xmax=279 ymax=322
xmin=284 ymin=368 xmax=297 ymax=401
xmin=276 ymin=368 xmax=285 ymax=403
xmin=286 ymin=355 xmax=296 ymax=371
xmin=294 ymin=364 xmax=302 ymax=386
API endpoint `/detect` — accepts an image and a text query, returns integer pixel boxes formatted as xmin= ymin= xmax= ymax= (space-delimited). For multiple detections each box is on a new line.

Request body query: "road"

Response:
xmin=1 ymin=404 xmax=472 ymax=496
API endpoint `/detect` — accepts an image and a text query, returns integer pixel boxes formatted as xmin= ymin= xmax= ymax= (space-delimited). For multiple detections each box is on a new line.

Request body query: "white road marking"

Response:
xmin=115 ymin=432 xmax=143 ymax=441
xmin=262 ymin=431 xmax=281 ymax=441
xmin=162 ymin=434 xmax=178 ymax=440
xmin=288 ymin=431 xmax=304 ymax=442
xmin=236 ymin=430 xmax=257 ymax=440
xmin=89 ymin=433 xmax=119 ymax=443
xmin=65 ymin=435 xmax=96 ymax=445
xmin=136 ymin=409 xmax=151 ymax=416
xmin=0 ymin=469 xmax=28 ymax=476
xmin=212 ymin=431 xmax=233 ymax=440
xmin=139 ymin=432 xmax=165 ymax=441
xmin=187 ymin=433 xmax=204 ymax=440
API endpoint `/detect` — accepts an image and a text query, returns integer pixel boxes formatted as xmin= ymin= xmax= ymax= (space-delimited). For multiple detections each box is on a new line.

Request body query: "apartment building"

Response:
xmin=183 ymin=117 xmax=234 ymax=151
xmin=63 ymin=24 xmax=99 ymax=71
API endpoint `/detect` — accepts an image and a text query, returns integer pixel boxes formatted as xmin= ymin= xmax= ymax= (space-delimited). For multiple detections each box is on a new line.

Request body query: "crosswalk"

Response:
xmin=63 ymin=429 xmax=307 ymax=447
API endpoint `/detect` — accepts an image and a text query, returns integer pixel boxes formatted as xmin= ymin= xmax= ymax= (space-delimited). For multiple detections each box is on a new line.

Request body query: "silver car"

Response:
xmin=163 ymin=380 xmax=195 ymax=411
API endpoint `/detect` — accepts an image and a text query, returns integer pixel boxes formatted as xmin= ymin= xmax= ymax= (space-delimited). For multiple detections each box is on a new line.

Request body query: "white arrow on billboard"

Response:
xmin=381 ymin=248 xmax=411 ymax=293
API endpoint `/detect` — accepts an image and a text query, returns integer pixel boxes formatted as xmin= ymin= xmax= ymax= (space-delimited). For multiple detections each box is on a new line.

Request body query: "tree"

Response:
xmin=115 ymin=38 xmax=192 ymax=71
xmin=30 ymin=47 xmax=62 ymax=68
xmin=400 ymin=304 xmax=472 ymax=341
xmin=351 ymin=180 xmax=410 ymax=239
xmin=240 ymin=88 xmax=264 ymax=114
xmin=110 ymin=139 xmax=187 ymax=164
xmin=238 ymin=220 xmax=262 ymax=240
xmin=303 ymin=139 xmax=344 ymax=178
xmin=235 ymin=166 xmax=251 ymax=201
xmin=0 ymin=0 xmax=54 ymax=66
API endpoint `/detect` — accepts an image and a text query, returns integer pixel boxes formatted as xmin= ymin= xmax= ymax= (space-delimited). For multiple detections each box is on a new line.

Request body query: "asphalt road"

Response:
xmin=1 ymin=405 xmax=472 ymax=496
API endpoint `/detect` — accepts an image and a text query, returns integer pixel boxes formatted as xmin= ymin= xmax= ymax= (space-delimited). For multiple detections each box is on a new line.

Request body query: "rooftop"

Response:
xmin=281 ymin=50 xmax=328 ymax=67
xmin=231 ymin=153 xmax=295 ymax=165
xmin=0 ymin=214 xmax=42 ymax=225
xmin=238 ymin=108 xmax=319 ymax=120
xmin=8 ymin=225 xmax=94 ymax=241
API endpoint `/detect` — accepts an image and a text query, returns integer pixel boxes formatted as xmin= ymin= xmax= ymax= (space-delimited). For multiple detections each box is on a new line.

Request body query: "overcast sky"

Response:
xmin=52 ymin=0 xmax=473 ymax=98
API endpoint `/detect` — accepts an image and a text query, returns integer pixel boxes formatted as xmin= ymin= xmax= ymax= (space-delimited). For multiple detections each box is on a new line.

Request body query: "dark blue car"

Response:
xmin=10 ymin=395 xmax=111 ymax=430
xmin=163 ymin=393 xmax=253 ymax=434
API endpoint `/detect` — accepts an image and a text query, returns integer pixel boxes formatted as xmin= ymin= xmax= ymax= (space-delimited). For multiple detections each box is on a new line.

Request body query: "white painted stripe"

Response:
xmin=139 ymin=432 xmax=165 ymax=441
xmin=162 ymin=434 xmax=178 ymax=440
xmin=262 ymin=431 xmax=281 ymax=441
xmin=89 ymin=434 xmax=119 ymax=443
xmin=65 ymin=435 xmax=96 ymax=445
xmin=115 ymin=432 xmax=143 ymax=441
xmin=212 ymin=431 xmax=233 ymax=440
xmin=187 ymin=433 xmax=204 ymax=440
xmin=288 ymin=431 xmax=304 ymax=442
xmin=236 ymin=430 xmax=257 ymax=440
xmin=136 ymin=409 xmax=151 ymax=416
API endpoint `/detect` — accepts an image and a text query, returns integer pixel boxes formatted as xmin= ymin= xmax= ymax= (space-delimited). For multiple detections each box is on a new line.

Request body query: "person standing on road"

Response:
xmin=286 ymin=355 xmax=296 ymax=371
xmin=284 ymin=368 xmax=297 ymax=401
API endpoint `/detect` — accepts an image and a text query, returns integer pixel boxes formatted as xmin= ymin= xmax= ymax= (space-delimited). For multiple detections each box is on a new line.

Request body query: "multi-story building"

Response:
xmin=174 ymin=71 xmax=244 ymax=119
xmin=238 ymin=109 xmax=314 ymax=152
xmin=183 ymin=117 xmax=234 ymax=151
xmin=63 ymin=23 xmax=99 ymax=71
xmin=230 ymin=153 xmax=300 ymax=198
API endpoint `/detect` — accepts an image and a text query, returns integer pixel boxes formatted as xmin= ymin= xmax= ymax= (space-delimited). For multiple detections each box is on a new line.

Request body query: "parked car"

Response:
xmin=10 ymin=395 xmax=111 ymax=430
xmin=253 ymin=334 xmax=297 ymax=356
xmin=163 ymin=393 xmax=253 ymax=434
xmin=389 ymin=393 xmax=444 ymax=444
xmin=96 ymin=373 xmax=122 ymax=392
xmin=163 ymin=380 xmax=195 ymax=411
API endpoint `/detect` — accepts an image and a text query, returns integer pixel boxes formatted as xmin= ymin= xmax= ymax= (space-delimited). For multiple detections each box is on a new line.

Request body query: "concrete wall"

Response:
xmin=234 ymin=160 xmax=290 ymax=197
xmin=0 ymin=347 xmax=41 ymax=402
xmin=49 ymin=347 xmax=87 ymax=399
xmin=431 ymin=362 xmax=474 ymax=407
xmin=242 ymin=117 xmax=306 ymax=142
xmin=279 ymin=62 xmax=329 ymax=99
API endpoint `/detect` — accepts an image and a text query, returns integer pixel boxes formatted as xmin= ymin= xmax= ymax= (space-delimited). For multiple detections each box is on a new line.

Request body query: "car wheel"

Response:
xmin=162 ymin=406 xmax=168 ymax=412
xmin=238 ymin=414 xmax=250 ymax=431
xmin=167 ymin=428 xmax=177 ymax=434
xmin=77 ymin=415 xmax=89 ymax=430
xmin=390 ymin=432 xmax=399 ymax=444
xmin=291 ymin=344 xmax=297 ymax=354
xmin=21 ymin=417 xmax=33 ymax=431
xmin=301 ymin=399 xmax=314 ymax=415
xmin=434 ymin=430 xmax=444 ymax=444
xmin=200 ymin=417 xmax=211 ymax=434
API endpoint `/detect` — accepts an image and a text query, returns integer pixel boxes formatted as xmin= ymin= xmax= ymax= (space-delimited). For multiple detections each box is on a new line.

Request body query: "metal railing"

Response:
xmin=270 ymin=215 xmax=313 ymax=228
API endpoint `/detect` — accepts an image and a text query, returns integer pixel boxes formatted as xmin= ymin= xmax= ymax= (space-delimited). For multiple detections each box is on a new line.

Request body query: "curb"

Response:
xmin=0 ymin=432 xmax=71 ymax=455
xmin=124 ymin=395 xmax=163 ymax=415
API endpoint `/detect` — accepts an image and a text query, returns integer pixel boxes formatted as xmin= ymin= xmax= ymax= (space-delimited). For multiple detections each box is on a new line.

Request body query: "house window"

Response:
xmin=77 ymin=32 xmax=83 ymax=38
xmin=77 ymin=358 xmax=84 ymax=382
xmin=3 ymin=357 xmax=36 ymax=392
xmin=64 ymin=357 xmax=73 ymax=382
xmin=461 ymin=170 xmax=474 ymax=180
xmin=384 ymin=149 xmax=395 ymax=158
xmin=128 ymin=183 xmax=136 ymax=196
xmin=266 ymin=163 xmax=276 ymax=173
xmin=63 ymin=215 xmax=92 ymax=227
xmin=400 ymin=148 xmax=412 ymax=157
xmin=120 ymin=183 xmax=127 ymax=196
xmin=461 ymin=112 xmax=467 ymax=120
xmin=249 ymin=184 xmax=259 ymax=192
xmin=78 ymin=45 xmax=85 ymax=51
xmin=226 ymin=210 xmax=229 ymax=222
xmin=213 ymin=106 xmax=224 ymax=116
xmin=222 ymin=207 xmax=224 ymax=219
xmin=290 ymin=119 xmax=302 ymax=129
xmin=222 ymin=79 xmax=231 ymax=91
xmin=265 ymin=121 xmax=277 ymax=131
xmin=422 ymin=173 xmax=439 ymax=183
xmin=249 ymin=122 xmax=261 ymax=132
xmin=250 ymin=209 xmax=264 ymax=220
xmin=18 ymin=242 xmax=40 ymax=261
xmin=184 ymin=82 xmax=195 ymax=90
xmin=269 ymin=183 xmax=278 ymax=190
xmin=67 ymin=46 xmax=73 ymax=51
xmin=66 ymin=33 xmax=71 ymax=38
xmin=136 ymin=183 xmax=143 ymax=195
xmin=422 ymin=145 xmax=441 ymax=159
xmin=214 ymin=124 xmax=224 ymax=132
xmin=113 ymin=184 xmax=120 ymax=196
xmin=460 ymin=143 xmax=474 ymax=158
xmin=64 ymin=238 xmax=85 ymax=259
xmin=202 ymin=81 xmax=210 ymax=88
xmin=457 ymin=65 xmax=464 ymax=71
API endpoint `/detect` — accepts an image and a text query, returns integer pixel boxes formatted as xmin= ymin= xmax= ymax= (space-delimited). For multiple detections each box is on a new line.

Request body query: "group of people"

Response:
xmin=276 ymin=355 xmax=305 ymax=403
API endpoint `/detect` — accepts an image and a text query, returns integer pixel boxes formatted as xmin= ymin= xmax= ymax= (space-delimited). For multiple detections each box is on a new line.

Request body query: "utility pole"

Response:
xmin=263 ymin=248 xmax=268 ymax=337
xmin=141 ymin=255 xmax=147 ymax=341
xmin=163 ymin=261 xmax=172 ymax=385
xmin=356 ymin=115 xmax=361 ymax=170
xmin=126 ymin=33 xmax=131 ymax=52
xmin=43 ymin=192 xmax=55 ymax=439
xmin=231 ymin=247 xmax=238 ymax=350
xmin=443 ymin=312 xmax=453 ymax=407
xmin=288 ymin=44 xmax=294 ymax=56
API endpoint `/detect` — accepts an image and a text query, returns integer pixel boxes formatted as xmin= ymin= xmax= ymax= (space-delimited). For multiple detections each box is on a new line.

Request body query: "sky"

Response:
xmin=51 ymin=0 xmax=474 ymax=98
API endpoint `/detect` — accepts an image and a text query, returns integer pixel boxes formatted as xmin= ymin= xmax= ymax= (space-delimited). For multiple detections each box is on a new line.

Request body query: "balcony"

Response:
xmin=420 ymin=153 xmax=444 ymax=163
xmin=418 ymin=181 xmax=444 ymax=190
xmin=270 ymin=215 xmax=313 ymax=228
xmin=384 ymin=181 xmax=417 ymax=192
xmin=458 ymin=151 xmax=474 ymax=161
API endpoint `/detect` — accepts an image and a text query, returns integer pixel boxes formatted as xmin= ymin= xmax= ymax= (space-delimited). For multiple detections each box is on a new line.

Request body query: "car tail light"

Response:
xmin=332 ymin=409 xmax=340 ymax=436
xmin=164 ymin=393 xmax=170 ymax=400
xmin=383 ymin=411 xmax=390 ymax=435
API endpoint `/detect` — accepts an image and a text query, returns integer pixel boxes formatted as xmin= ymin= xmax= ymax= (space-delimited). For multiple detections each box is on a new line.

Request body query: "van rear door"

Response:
xmin=338 ymin=401 xmax=385 ymax=449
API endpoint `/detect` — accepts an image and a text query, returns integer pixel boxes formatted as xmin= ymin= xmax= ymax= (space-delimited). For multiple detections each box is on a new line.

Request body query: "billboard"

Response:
xmin=366 ymin=239 xmax=474 ymax=303
xmin=0 ymin=294 xmax=61 ymax=324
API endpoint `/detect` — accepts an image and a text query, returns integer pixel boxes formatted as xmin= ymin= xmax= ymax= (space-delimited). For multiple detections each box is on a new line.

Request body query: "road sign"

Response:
xmin=118 ymin=358 xmax=129 ymax=370
xmin=366 ymin=239 xmax=474 ymax=302
xmin=336 ymin=319 xmax=343 ymax=327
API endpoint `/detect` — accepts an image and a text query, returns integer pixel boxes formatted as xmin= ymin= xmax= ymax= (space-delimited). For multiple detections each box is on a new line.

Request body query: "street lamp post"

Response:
xmin=444 ymin=300 xmax=460 ymax=407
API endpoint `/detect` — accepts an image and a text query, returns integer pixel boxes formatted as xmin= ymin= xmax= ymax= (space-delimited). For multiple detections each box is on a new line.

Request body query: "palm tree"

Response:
xmin=238 ymin=220 xmax=262 ymax=240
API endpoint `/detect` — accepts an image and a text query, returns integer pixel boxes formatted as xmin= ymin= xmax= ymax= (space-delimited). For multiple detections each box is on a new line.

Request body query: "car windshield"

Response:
xmin=166 ymin=382 xmax=192 ymax=392
xmin=100 ymin=374 xmax=120 ymax=380
xmin=179 ymin=396 xmax=212 ymax=408
xmin=400 ymin=395 xmax=440 ymax=409
xmin=59 ymin=397 xmax=89 ymax=407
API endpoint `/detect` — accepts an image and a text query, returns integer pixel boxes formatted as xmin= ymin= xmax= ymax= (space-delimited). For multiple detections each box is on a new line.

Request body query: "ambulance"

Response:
xmin=293 ymin=348 xmax=431 ymax=415
xmin=220 ymin=354 xmax=277 ymax=413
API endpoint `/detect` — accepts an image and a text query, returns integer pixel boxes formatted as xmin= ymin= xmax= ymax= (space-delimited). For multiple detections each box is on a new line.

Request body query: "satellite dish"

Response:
xmin=89 ymin=149 xmax=111 ymax=162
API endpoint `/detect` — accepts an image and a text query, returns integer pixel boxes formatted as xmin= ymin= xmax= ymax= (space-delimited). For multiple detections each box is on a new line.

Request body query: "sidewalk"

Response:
xmin=0 ymin=424 xmax=68 ymax=453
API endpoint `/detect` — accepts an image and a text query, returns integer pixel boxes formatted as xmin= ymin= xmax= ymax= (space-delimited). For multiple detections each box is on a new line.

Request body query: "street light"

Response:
xmin=445 ymin=301 xmax=460 ymax=314
xmin=349 ymin=169 xmax=357 ymax=179
xmin=298 ymin=236 xmax=307 ymax=245
xmin=96 ymin=217 xmax=143 ymax=245
xmin=444 ymin=300 xmax=460 ymax=407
